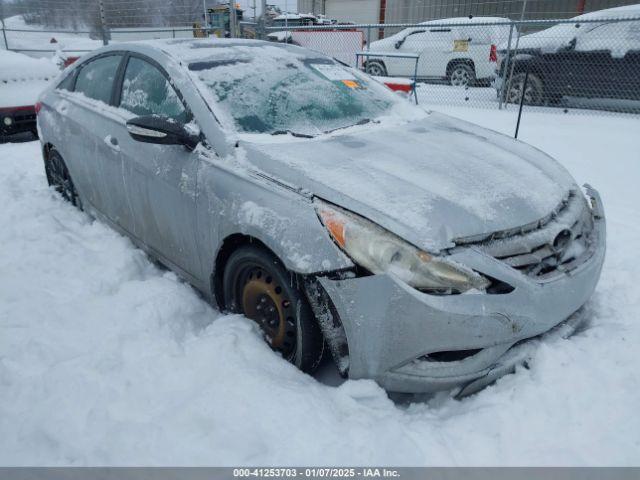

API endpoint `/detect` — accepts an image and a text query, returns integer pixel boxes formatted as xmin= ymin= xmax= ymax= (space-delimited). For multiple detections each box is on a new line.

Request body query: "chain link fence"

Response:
xmin=2 ymin=1 xmax=640 ymax=117
xmin=264 ymin=15 xmax=640 ymax=116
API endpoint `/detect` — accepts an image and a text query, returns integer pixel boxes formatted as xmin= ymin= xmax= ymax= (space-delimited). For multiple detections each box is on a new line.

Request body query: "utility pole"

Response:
xmin=98 ymin=0 xmax=108 ymax=46
xmin=252 ymin=0 xmax=257 ymax=21
xmin=258 ymin=0 xmax=267 ymax=39
xmin=229 ymin=1 xmax=237 ymax=37
xmin=203 ymin=0 xmax=208 ymax=30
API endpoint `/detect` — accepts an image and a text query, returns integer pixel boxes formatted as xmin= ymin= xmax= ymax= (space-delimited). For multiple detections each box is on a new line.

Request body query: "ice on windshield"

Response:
xmin=188 ymin=44 xmax=396 ymax=136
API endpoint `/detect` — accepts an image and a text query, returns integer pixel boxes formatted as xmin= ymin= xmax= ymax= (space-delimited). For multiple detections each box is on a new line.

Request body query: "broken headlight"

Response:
xmin=315 ymin=199 xmax=490 ymax=293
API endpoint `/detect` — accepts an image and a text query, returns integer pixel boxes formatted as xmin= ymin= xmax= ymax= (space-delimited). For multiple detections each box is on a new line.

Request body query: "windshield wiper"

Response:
xmin=325 ymin=118 xmax=375 ymax=134
xmin=271 ymin=130 xmax=315 ymax=138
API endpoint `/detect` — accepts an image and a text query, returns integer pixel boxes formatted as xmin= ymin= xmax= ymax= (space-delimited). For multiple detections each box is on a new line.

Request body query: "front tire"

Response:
xmin=504 ymin=72 xmax=544 ymax=105
xmin=45 ymin=148 xmax=81 ymax=208
xmin=222 ymin=245 xmax=324 ymax=372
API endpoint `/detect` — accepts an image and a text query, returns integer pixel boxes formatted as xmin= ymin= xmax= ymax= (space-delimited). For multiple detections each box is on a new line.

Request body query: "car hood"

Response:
xmin=241 ymin=112 xmax=576 ymax=252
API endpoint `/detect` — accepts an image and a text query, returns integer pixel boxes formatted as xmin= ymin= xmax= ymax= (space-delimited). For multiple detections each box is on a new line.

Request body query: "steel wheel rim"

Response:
xmin=236 ymin=265 xmax=296 ymax=358
xmin=451 ymin=67 xmax=469 ymax=87
xmin=367 ymin=63 xmax=384 ymax=76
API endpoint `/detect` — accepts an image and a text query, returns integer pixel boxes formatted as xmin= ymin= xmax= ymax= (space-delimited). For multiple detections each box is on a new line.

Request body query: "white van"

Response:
xmin=364 ymin=17 xmax=513 ymax=86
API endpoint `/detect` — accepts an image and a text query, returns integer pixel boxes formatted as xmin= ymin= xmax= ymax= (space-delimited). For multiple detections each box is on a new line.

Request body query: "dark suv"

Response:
xmin=496 ymin=7 xmax=640 ymax=109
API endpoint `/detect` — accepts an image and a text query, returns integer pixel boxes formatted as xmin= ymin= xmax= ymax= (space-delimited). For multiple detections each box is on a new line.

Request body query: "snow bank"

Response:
xmin=1 ymin=107 xmax=639 ymax=465
xmin=0 ymin=50 xmax=60 ymax=107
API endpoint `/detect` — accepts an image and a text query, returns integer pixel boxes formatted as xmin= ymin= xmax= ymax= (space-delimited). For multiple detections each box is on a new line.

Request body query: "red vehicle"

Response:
xmin=0 ymin=50 xmax=60 ymax=139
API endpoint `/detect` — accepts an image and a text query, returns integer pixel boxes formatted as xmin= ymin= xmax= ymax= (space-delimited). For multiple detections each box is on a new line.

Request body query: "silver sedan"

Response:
xmin=37 ymin=39 xmax=606 ymax=396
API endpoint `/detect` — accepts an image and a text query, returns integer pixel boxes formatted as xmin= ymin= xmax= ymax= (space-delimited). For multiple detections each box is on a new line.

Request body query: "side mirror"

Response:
xmin=566 ymin=37 xmax=577 ymax=50
xmin=395 ymin=40 xmax=403 ymax=50
xmin=126 ymin=115 xmax=200 ymax=150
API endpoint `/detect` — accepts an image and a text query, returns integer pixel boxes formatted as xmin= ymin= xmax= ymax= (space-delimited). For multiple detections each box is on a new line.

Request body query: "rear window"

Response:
xmin=74 ymin=55 xmax=122 ymax=104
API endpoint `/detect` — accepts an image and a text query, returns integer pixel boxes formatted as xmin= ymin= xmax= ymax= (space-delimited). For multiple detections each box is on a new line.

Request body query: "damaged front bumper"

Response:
xmin=316 ymin=188 xmax=606 ymax=396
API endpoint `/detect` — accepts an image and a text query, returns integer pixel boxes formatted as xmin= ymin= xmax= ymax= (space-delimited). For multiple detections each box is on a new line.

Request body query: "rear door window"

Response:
xmin=74 ymin=55 xmax=122 ymax=104
xmin=119 ymin=56 xmax=189 ymax=123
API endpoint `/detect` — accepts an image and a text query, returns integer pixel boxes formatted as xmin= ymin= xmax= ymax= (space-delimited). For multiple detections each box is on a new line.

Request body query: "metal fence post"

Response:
xmin=366 ymin=25 xmax=371 ymax=51
xmin=229 ymin=0 xmax=237 ymax=38
xmin=498 ymin=21 xmax=515 ymax=110
xmin=98 ymin=0 xmax=108 ymax=45
xmin=0 ymin=17 xmax=8 ymax=51
xmin=258 ymin=0 xmax=267 ymax=40
xmin=514 ymin=69 xmax=529 ymax=139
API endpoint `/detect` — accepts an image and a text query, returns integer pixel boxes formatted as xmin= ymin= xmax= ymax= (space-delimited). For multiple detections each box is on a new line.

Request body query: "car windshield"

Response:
xmin=188 ymin=43 xmax=398 ymax=136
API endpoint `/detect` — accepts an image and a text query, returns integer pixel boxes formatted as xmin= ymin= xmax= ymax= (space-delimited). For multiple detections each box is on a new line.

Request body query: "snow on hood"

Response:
xmin=0 ymin=50 xmax=60 ymax=107
xmin=502 ymin=4 xmax=640 ymax=53
xmin=240 ymin=112 xmax=576 ymax=252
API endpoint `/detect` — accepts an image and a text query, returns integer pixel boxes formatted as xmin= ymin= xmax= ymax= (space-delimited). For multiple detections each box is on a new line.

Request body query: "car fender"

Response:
xmin=195 ymin=149 xmax=354 ymax=281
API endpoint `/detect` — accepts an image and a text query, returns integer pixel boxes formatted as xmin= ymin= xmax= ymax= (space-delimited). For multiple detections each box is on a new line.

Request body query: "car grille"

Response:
xmin=13 ymin=111 xmax=36 ymax=125
xmin=457 ymin=191 xmax=596 ymax=280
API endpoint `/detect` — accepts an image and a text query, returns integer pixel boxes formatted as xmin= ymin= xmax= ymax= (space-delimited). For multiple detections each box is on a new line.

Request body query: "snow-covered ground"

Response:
xmin=1 ymin=103 xmax=640 ymax=465
xmin=1 ymin=16 xmax=102 ymax=57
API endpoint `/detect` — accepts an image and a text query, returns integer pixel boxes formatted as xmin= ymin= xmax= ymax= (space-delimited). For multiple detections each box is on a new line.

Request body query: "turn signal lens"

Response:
xmin=318 ymin=209 xmax=346 ymax=248
xmin=34 ymin=102 xmax=42 ymax=115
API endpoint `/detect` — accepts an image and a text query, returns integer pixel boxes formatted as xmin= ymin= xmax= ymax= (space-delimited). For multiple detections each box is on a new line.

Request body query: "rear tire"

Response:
xmin=449 ymin=63 xmax=475 ymax=87
xmin=222 ymin=245 xmax=324 ymax=373
xmin=45 ymin=148 xmax=81 ymax=209
xmin=365 ymin=60 xmax=387 ymax=77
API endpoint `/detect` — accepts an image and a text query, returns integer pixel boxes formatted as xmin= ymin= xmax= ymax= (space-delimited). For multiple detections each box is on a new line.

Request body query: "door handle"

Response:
xmin=104 ymin=135 xmax=120 ymax=152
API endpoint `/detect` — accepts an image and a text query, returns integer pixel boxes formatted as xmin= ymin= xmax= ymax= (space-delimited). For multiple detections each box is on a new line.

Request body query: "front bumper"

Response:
xmin=318 ymin=190 xmax=606 ymax=395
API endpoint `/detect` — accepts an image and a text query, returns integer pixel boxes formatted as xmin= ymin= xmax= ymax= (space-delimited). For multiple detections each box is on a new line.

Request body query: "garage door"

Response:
xmin=325 ymin=0 xmax=380 ymax=25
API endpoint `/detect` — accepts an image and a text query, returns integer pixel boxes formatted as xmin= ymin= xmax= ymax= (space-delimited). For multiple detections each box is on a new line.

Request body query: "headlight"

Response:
xmin=3 ymin=116 xmax=13 ymax=126
xmin=316 ymin=199 xmax=490 ymax=294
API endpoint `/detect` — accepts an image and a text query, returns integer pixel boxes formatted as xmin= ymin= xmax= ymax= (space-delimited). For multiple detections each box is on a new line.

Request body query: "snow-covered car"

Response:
xmin=496 ymin=5 xmax=640 ymax=105
xmin=37 ymin=39 xmax=606 ymax=396
xmin=0 ymin=50 xmax=60 ymax=139
xmin=364 ymin=17 xmax=512 ymax=86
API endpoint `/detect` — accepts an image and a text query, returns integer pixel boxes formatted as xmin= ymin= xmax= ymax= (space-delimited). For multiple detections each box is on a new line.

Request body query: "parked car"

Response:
xmin=364 ymin=17 xmax=512 ymax=86
xmin=38 ymin=39 xmax=605 ymax=396
xmin=496 ymin=4 xmax=640 ymax=106
xmin=0 ymin=50 xmax=60 ymax=139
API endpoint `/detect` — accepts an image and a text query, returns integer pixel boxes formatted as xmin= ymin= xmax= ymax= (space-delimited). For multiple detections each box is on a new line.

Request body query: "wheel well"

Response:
xmin=42 ymin=142 xmax=54 ymax=159
xmin=212 ymin=233 xmax=350 ymax=375
xmin=510 ymin=61 xmax=545 ymax=83
xmin=446 ymin=59 xmax=475 ymax=77
xmin=211 ymin=234 xmax=275 ymax=309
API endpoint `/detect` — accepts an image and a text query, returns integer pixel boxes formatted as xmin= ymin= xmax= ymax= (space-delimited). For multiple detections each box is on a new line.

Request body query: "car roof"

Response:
xmin=572 ymin=4 xmax=640 ymax=20
xmin=117 ymin=38 xmax=310 ymax=65
xmin=419 ymin=16 xmax=510 ymax=26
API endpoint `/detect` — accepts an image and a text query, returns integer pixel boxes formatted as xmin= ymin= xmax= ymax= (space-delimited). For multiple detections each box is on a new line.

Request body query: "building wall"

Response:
xmin=385 ymin=0 xmax=640 ymax=23
xmin=299 ymin=0 xmax=640 ymax=23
